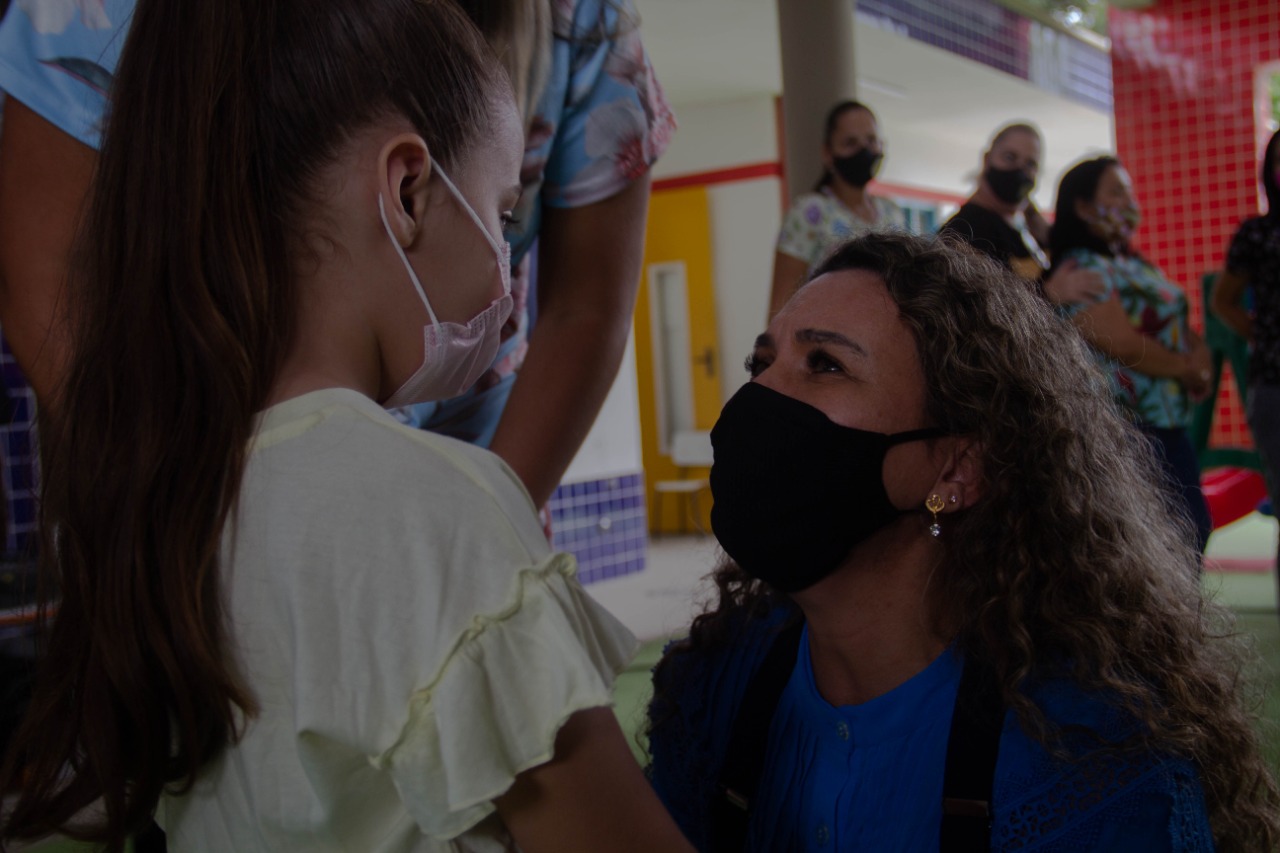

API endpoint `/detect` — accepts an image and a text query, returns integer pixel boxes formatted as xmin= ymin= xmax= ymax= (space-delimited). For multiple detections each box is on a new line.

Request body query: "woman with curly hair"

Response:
xmin=647 ymin=232 xmax=1279 ymax=852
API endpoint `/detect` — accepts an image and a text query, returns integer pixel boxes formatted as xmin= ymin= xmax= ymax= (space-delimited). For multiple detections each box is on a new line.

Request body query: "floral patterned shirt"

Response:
xmin=0 ymin=0 xmax=124 ymax=147
xmin=460 ymin=0 xmax=675 ymax=413
xmin=1059 ymin=249 xmax=1192 ymax=429
xmin=1225 ymin=215 xmax=1280 ymax=386
xmin=776 ymin=188 xmax=906 ymax=274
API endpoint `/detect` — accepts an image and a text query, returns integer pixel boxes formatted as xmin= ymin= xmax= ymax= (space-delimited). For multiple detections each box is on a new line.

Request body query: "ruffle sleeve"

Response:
xmin=370 ymin=553 xmax=637 ymax=841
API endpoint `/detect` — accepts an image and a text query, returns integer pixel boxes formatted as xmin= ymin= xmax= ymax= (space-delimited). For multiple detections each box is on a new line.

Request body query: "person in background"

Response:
xmin=1051 ymin=156 xmax=1214 ymax=554
xmin=402 ymin=0 xmax=674 ymax=508
xmin=0 ymin=2 xmax=693 ymax=852
xmin=767 ymin=100 xmax=905 ymax=319
xmin=940 ymin=122 xmax=1104 ymax=306
xmin=647 ymin=232 xmax=1278 ymax=852
xmin=1211 ymin=127 xmax=1280 ymax=608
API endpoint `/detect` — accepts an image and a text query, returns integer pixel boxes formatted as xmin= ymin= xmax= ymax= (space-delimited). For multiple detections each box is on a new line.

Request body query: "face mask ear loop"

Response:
xmin=429 ymin=158 xmax=505 ymax=256
xmin=379 ymin=193 xmax=440 ymax=326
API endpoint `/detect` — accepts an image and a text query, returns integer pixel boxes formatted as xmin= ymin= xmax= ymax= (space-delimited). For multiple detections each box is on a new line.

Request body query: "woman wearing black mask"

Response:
xmin=768 ymin=101 xmax=905 ymax=318
xmin=647 ymin=232 xmax=1279 ymax=851
xmin=942 ymin=122 xmax=1104 ymax=306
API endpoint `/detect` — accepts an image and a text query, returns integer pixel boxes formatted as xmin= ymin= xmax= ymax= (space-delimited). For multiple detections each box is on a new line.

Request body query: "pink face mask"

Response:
xmin=380 ymin=160 xmax=512 ymax=408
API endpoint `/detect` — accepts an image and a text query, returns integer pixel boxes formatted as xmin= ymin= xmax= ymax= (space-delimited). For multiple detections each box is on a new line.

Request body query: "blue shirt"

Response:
xmin=648 ymin=612 xmax=1216 ymax=852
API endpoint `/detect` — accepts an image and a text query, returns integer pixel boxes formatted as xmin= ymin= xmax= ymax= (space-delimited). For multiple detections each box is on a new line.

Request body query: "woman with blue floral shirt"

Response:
xmin=1052 ymin=156 xmax=1214 ymax=553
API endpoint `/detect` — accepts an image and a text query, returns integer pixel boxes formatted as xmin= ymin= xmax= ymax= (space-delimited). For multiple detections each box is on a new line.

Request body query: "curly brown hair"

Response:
xmin=651 ymin=231 xmax=1280 ymax=852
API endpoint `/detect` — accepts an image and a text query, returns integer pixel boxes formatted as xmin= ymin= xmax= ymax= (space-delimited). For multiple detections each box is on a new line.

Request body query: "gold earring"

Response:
xmin=925 ymin=494 xmax=946 ymax=538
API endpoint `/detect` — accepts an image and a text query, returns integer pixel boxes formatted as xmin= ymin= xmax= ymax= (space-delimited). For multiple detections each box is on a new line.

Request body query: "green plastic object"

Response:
xmin=1191 ymin=271 xmax=1262 ymax=472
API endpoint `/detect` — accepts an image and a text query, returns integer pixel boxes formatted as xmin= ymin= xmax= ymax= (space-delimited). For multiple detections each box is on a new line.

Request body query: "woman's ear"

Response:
xmin=930 ymin=436 xmax=985 ymax=513
xmin=377 ymin=133 xmax=433 ymax=248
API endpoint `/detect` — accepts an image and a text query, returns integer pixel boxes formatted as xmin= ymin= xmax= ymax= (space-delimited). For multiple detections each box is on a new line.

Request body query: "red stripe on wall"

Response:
xmin=872 ymin=181 xmax=966 ymax=207
xmin=651 ymin=161 xmax=965 ymax=209
xmin=652 ymin=162 xmax=783 ymax=192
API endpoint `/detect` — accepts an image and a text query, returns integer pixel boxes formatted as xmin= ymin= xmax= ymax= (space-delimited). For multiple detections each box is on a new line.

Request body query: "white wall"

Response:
xmin=708 ymin=178 xmax=782 ymax=404
xmin=561 ymin=330 xmax=644 ymax=483
xmin=652 ymin=95 xmax=779 ymax=179
xmin=559 ymin=97 xmax=779 ymax=485
xmin=649 ymin=96 xmax=783 ymax=407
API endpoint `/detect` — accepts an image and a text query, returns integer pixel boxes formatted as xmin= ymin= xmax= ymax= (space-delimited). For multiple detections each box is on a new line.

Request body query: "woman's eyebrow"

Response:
xmin=754 ymin=333 xmax=774 ymax=350
xmin=796 ymin=328 xmax=867 ymax=356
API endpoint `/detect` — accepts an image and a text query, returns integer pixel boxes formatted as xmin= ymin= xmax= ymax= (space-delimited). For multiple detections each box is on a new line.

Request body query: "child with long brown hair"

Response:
xmin=0 ymin=1 xmax=690 ymax=851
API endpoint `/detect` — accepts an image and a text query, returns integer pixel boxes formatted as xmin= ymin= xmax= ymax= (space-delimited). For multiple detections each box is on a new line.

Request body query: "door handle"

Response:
xmin=693 ymin=347 xmax=716 ymax=378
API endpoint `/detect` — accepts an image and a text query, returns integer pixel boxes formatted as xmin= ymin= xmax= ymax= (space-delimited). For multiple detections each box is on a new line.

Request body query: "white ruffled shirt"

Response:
xmin=156 ymin=388 xmax=637 ymax=851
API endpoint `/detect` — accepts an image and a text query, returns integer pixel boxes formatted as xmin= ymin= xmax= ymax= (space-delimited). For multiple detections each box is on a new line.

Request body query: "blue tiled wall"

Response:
xmin=549 ymin=472 xmax=647 ymax=585
xmin=858 ymin=0 xmax=1112 ymax=113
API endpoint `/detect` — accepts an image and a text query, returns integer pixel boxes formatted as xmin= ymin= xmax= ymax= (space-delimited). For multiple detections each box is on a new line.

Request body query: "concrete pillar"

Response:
xmin=776 ymin=0 xmax=859 ymax=202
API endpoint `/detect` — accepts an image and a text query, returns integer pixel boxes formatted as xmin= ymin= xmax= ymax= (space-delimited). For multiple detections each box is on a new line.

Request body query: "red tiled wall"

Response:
xmin=1110 ymin=0 xmax=1280 ymax=450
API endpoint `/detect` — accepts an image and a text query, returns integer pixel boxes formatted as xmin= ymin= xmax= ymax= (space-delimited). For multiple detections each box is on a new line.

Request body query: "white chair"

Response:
xmin=652 ymin=429 xmax=714 ymax=535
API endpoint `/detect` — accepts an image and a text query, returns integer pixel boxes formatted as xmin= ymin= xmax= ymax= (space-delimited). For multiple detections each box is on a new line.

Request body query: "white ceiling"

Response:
xmin=633 ymin=0 xmax=1115 ymax=208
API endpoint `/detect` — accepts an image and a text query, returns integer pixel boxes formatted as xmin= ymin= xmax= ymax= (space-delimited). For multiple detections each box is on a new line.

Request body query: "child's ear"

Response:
xmin=378 ymin=134 xmax=432 ymax=246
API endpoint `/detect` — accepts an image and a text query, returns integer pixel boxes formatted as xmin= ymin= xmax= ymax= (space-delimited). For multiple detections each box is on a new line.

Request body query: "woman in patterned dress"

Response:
xmin=767 ymin=100 xmax=905 ymax=319
xmin=1051 ymin=156 xmax=1214 ymax=553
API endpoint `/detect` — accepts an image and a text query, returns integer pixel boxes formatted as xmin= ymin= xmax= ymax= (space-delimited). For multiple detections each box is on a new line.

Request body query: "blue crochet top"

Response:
xmin=647 ymin=611 xmax=1215 ymax=852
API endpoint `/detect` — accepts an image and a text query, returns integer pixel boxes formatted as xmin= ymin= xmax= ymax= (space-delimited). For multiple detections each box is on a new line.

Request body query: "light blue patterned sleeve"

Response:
xmin=540 ymin=0 xmax=675 ymax=210
xmin=0 ymin=0 xmax=134 ymax=149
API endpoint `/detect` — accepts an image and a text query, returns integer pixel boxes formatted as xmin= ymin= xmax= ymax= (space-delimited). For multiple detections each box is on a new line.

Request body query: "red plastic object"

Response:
xmin=1200 ymin=467 xmax=1268 ymax=530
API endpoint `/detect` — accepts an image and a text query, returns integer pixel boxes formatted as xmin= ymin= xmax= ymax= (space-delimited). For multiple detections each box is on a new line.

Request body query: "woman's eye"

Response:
xmin=500 ymin=210 xmax=520 ymax=228
xmin=744 ymin=354 xmax=770 ymax=377
xmin=807 ymin=350 xmax=844 ymax=373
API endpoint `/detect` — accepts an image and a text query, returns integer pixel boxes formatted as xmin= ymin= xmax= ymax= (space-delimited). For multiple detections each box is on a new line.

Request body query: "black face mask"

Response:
xmin=831 ymin=148 xmax=883 ymax=189
xmin=984 ymin=165 xmax=1034 ymax=205
xmin=709 ymin=382 xmax=945 ymax=594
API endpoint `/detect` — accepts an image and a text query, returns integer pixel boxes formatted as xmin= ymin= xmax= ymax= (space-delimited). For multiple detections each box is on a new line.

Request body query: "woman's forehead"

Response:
xmin=775 ymin=271 xmax=912 ymax=352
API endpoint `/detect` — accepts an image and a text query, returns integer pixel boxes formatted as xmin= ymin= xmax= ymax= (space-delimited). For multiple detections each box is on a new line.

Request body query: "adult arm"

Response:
xmin=1071 ymin=296 xmax=1209 ymax=394
xmin=768 ymin=251 xmax=809 ymax=320
xmin=496 ymin=707 xmax=694 ymax=852
xmin=1209 ymin=269 xmax=1252 ymax=343
xmin=0 ymin=98 xmax=96 ymax=407
xmin=487 ymin=175 xmax=650 ymax=509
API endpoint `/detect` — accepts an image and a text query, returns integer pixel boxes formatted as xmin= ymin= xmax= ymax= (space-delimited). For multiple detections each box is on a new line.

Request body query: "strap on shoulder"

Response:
xmin=940 ymin=658 xmax=1006 ymax=853
xmin=709 ymin=620 xmax=803 ymax=853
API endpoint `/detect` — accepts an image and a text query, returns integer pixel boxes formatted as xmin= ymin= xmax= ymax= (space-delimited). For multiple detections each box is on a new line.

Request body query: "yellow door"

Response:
xmin=635 ymin=186 xmax=722 ymax=534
